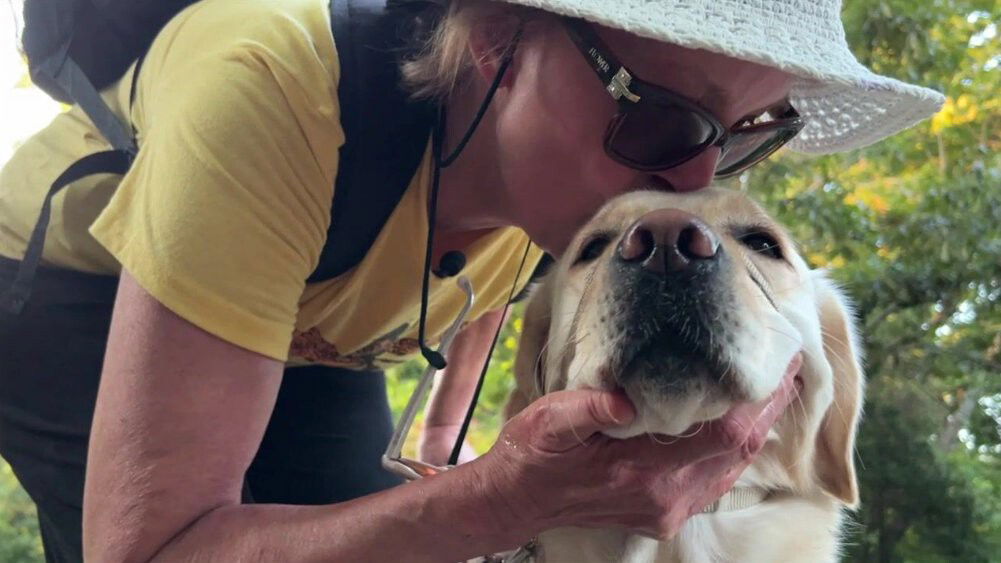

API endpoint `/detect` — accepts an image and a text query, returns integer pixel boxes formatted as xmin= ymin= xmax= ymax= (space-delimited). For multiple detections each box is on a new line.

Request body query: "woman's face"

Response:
xmin=492 ymin=21 xmax=795 ymax=256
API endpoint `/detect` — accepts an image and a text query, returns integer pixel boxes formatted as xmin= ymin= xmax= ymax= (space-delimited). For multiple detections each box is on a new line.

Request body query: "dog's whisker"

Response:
xmin=763 ymin=324 xmax=802 ymax=346
xmin=645 ymin=417 xmax=706 ymax=446
xmin=818 ymin=328 xmax=854 ymax=353
xmin=565 ymin=267 xmax=599 ymax=342
xmin=767 ymin=276 xmax=813 ymax=298
xmin=819 ymin=339 xmax=853 ymax=369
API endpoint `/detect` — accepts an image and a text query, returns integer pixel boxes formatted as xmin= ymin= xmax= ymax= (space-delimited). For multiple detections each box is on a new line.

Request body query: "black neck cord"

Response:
xmin=448 ymin=239 xmax=532 ymax=465
xmin=418 ymin=26 xmax=525 ymax=369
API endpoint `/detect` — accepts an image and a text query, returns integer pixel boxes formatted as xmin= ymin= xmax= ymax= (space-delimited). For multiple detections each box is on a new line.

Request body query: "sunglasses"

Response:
xmin=562 ymin=19 xmax=806 ymax=178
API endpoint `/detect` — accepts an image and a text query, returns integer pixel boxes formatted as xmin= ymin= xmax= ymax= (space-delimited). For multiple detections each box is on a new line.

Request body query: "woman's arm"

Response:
xmin=85 ymin=272 xmax=800 ymax=561
xmin=83 ymin=272 xmax=519 ymax=562
xmin=420 ymin=309 xmax=507 ymax=464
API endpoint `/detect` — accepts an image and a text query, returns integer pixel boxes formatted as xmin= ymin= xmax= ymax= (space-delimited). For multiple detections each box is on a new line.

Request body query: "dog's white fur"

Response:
xmin=506 ymin=189 xmax=865 ymax=563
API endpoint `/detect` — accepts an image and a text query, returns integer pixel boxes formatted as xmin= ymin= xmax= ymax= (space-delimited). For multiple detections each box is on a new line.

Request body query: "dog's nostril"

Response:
xmin=617 ymin=209 xmax=721 ymax=274
xmin=618 ymin=227 xmax=656 ymax=263
xmin=678 ymin=224 xmax=718 ymax=261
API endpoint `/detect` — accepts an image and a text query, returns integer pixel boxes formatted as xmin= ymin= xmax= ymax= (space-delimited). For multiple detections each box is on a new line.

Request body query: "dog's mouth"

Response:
xmin=608 ymin=273 xmax=739 ymax=402
xmin=599 ymin=281 xmax=803 ymax=437
xmin=604 ymin=349 xmax=805 ymax=438
xmin=671 ymin=356 xmax=804 ymax=437
xmin=616 ymin=333 xmax=732 ymax=394
xmin=610 ymin=325 xmax=739 ymax=433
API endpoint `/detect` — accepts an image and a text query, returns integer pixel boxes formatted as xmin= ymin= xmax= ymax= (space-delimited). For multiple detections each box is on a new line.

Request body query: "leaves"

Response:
xmin=0 ymin=460 xmax=44 ymax=563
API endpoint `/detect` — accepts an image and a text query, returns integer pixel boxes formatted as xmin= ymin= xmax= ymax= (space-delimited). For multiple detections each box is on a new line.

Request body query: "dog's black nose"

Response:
xmin=617 ymin=209 xmax=719 ymax=274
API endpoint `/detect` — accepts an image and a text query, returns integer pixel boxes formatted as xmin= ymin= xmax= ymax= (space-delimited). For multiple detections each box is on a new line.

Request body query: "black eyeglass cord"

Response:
xmin=412 ymin=24 xmax=529 ymax=465
xmin=417 ymin=25 xmax=525 ymax=369
xmin=448 ymin=239 xmax=531 ymax=466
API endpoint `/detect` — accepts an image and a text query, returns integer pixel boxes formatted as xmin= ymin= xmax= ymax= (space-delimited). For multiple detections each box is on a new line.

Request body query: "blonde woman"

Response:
xmin=0 ymin=0 xmax=941 ymax=561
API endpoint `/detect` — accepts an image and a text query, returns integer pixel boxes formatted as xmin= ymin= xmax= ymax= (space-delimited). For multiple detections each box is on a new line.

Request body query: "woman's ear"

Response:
xmin=811 ymin=272 xmax=866 ymax=507
xmin=467 ymin=14 xmax=523 ymax=87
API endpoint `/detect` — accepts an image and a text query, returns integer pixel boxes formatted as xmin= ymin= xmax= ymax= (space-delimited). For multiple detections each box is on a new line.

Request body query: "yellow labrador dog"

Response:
xmin=506 ymin=188 xmax=864 ymax=563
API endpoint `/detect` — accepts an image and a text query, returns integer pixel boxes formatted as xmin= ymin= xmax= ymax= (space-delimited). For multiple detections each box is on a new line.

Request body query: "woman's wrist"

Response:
xmin=422 ymin=457 xmax=537 ymax=555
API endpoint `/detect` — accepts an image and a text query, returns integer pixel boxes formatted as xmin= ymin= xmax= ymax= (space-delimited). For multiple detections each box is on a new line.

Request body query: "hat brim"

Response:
xmin=503 ymin=0 xmax=946 ymax=154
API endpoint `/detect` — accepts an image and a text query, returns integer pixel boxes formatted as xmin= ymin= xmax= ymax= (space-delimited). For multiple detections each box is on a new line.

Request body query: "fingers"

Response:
xmin=705 ymin=353 xmax=805 ymax=460
xmin=661 ymin=356 xmax=806 ymax=512
xmin=523 ymin=388 xmax=636 ymax=453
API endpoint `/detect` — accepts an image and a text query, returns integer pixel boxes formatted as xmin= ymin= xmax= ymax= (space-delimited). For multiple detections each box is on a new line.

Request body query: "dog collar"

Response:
xmin=480 ymin=488 xmax=771 ymax=562
xmin=700 ymin=486 xmax=771 ymax=514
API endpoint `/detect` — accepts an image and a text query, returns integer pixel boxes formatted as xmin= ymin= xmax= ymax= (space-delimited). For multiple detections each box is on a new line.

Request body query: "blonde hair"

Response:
xmin=400 ymin=0 xmax=546 ymax=100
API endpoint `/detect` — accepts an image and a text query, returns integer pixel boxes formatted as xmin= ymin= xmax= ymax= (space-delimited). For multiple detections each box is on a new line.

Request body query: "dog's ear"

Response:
xmin=812 ymin=272 xmax=865 ymax=507
xmin=504 ymin=279 xmax=553 ymax=420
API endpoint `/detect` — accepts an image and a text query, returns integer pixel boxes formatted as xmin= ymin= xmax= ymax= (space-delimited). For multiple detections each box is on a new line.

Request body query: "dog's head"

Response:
xmin=513 ymin=188 xmax=864 ymax=506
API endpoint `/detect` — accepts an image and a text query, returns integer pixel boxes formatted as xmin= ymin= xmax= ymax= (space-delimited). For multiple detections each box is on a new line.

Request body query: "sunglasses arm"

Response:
xmin=563 ymin=19 xmax=641 ymax=103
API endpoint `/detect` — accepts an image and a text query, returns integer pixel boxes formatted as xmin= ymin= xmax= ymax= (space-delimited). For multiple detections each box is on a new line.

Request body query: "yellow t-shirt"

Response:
xmin=0 ymin=0 xmax=542 ymax=368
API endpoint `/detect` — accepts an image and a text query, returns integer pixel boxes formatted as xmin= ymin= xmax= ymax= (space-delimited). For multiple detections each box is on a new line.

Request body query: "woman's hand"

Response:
xmin=467 ymin=364 xmax=801 ymax=541
xmin=419 ymin=422 xmax=479 ymax=466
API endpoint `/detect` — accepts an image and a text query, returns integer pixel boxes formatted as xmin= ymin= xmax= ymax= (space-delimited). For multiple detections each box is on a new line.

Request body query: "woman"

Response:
xmin=0 ymin=0 xmax=942 ymax=561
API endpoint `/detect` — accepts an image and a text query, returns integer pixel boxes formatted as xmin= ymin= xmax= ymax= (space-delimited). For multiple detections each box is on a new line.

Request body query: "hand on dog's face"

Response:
xmin=472 ymin=368 xmax=801 ymax=543
xmin=536 ymin=189 xmax=811 ymax=437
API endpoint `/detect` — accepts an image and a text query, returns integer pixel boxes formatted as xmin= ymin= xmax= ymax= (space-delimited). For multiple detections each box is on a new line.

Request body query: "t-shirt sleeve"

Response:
xmin=90 ymin=17 xmax=343 ymax=361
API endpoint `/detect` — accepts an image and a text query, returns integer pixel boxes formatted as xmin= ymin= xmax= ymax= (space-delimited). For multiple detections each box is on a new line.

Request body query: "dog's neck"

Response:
xmin=523 ymin=435 xmax=842 ymax=563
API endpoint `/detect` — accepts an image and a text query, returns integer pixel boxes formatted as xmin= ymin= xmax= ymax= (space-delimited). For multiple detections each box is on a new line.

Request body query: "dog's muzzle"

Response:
xmin=608 ymin=209 xmax=737 ymax=393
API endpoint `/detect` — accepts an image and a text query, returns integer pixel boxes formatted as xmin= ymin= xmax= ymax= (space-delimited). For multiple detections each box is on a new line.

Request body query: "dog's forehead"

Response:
xmin=590 ymin=188 xmax=771 ymax=230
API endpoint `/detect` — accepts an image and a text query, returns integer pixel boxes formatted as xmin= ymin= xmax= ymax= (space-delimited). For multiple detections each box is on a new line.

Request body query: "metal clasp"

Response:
xmin=607 ymin=68 xmax=641 ymax=103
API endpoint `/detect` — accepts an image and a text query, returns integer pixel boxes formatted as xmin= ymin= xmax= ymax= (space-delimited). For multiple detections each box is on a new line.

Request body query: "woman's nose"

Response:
xmin=652 ymin=146 xmax=721 ymax=192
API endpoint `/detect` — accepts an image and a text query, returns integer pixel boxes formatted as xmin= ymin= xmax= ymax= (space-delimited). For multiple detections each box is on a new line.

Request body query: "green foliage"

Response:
xmin=386 ymin=304 xmax=524 ymax=457
xmin=0 ymin=460 xmax=44 ymax=563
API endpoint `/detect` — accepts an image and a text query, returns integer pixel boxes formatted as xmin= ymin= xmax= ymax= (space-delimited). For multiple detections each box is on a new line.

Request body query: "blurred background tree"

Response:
xmin=736 ymin=1 xmax=1000 ymax=560
xmin=1 ymin=0 xmax=998 ymax=561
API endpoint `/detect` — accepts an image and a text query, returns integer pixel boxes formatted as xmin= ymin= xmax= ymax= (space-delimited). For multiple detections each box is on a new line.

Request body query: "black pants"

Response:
xmin=0 ymin=256 xmax=402 ymax=562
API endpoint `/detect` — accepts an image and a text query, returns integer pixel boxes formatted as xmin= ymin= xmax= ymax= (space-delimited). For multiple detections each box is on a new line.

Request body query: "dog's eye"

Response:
xmin=575 ymin=235 xmax=611 ymax=265
xmin=739 ymin=232 xmax=783 ymax=259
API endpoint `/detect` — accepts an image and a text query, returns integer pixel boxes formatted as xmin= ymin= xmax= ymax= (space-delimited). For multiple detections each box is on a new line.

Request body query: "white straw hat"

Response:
xmin=502 ymin=0 xmax=946 ymax=154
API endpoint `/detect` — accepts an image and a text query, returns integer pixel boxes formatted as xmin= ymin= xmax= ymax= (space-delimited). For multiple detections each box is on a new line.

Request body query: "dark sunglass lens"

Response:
xmin=715 ymin=128 xmax=791 ymax=177
xmin=610 ymin=103 xmax=717 ymax=168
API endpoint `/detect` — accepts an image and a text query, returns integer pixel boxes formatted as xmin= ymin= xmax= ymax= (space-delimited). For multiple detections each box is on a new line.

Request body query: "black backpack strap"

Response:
xmin=307 ymin=0 xmax=436 ymax=282
xmin=23 ymin=2 xmax=137 ymax=155
xmin=1 ymin=50 xmax=144 ymax=316
xmin=43 ymin=58 xmax=138 ymax=156
xmin=0 ymin=150 xmax=132 ymax=314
